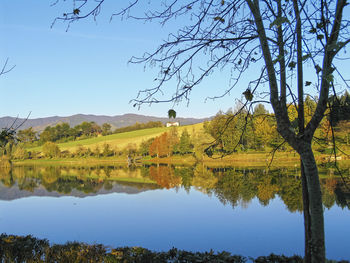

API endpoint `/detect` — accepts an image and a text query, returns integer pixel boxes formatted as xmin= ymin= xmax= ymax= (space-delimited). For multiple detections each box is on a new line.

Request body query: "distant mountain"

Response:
xmin=0 ymin=181 xmax=159 ymax=201
xmin=0 ymin=113 xmax=211 ymax=132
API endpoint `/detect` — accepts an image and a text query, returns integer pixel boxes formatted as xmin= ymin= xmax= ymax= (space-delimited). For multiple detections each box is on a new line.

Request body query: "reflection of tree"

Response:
xmin=103 ymin=180 xmax=113 ymax=191
xmin=44 ymin=176 xmax=104 ymax=194
xmin=1 ymin=165 xmax=349 ymax=211
xmin=208 ymin=168 xmax=304 ymax=212
xmin=41 ymin=166 xmax=61 ymax=184
xmin=0 ymin=166 xmax=14 ymax=187
xmin=333 ymin=182 xmax=350 ymax=210
xmin=192 ymin=164 xmax=217 ymax=195
xmin=17 ymin=177 xmax=38 ymax=192
xmin=239 ymin=173 xmax=258 ymax=206
xmin=140 ymin=166 xmax=150 ymax=178
xmin=322 ymin=178 xmax=337 ymax=209
xmin=149 ymin=165 xmax=182 ymax=189
xmin=257 ymin=176 xmax=279 ymax=206
xmin=102 ymin=166 xmax=112 ymax=178
xmin=214 ymin=172 xmax=245 ymax=208
xmin=174 ymin=167 xmax=193 ymax=193
xmin=278 ymin=176 xmax=303 ymax=213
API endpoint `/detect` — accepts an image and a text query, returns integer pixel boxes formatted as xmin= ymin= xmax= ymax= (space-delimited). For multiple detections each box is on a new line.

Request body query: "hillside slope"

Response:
xmin=0 ymin=114 xmax=210 ymax=132
xmin=29 ymin=123 xmax=204 ymax=152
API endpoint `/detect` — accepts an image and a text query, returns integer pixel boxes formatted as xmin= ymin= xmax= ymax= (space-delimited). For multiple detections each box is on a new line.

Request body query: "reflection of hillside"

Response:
xmin=0 ymin=183 xmax=153 ymax=201
xmin=0 ymin=165 xmax=160 ymax=200
xmin=1 ymin=165 xmax=349 ymax=210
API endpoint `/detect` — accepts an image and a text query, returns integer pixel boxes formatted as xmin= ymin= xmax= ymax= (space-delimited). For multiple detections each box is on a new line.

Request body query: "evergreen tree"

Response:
xmin=178 ymin=129 xmax=193 ymax=155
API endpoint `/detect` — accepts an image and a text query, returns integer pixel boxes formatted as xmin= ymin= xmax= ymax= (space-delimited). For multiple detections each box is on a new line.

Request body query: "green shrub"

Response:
xmin=12 ymin=145 xmax=30 ymax=160
xmin=42 ymin=142 xmax=61 ymax=158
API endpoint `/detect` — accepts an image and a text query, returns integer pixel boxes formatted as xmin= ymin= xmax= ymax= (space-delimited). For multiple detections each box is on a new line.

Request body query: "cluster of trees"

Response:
xmin=3 ymin=141 xmax=121 ymax=160
xmin=145 ymin=128 xmax=193 ymax=158
xmin=203 ymin=104 xmax=278 ymax=152
xmin=203 ymin=98 xmax=350 ymax=155
xmin=17 ymin=122 xmax=107 ymax=145
xmin=329 ymin=91 xmax=350 ymax=125
xmin=40 ymin=142 xmax=132 ymax=159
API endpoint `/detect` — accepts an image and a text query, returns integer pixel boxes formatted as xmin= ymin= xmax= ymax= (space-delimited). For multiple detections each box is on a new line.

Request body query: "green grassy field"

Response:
xmin=28 ymin=123 xmax=204 ymax=153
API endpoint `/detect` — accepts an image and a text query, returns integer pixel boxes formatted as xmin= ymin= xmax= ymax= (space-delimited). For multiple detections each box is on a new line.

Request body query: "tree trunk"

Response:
xmin=300 ymin=160 xmax=312 ymax=263
xmin=299 ymin=145 xmax=325 ymax=263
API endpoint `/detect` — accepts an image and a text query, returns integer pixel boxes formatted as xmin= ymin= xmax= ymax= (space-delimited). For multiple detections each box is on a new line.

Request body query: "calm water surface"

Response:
xmin=0 ymin=165 xmax=349 ymax=260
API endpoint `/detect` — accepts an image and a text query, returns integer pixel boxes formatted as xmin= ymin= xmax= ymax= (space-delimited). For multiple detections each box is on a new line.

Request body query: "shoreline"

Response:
xmin=11 ymin=152 xmax=349 ymax=168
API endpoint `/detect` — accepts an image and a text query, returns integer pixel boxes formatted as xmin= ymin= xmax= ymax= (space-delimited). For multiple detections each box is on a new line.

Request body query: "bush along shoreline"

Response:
xmin=0 ymin=234 xmax=348 ymax=263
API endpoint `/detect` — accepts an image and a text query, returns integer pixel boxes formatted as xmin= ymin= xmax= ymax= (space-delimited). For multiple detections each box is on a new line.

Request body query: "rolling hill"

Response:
xmin=0 ymin=113 xmax=210 ymax=132
xmin=28 ymin=123 xmax=205 ymax=152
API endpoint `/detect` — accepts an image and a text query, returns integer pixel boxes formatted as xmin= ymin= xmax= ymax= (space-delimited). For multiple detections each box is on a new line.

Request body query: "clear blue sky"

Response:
xmin=0 ymin=1 xmax=349 ymax=119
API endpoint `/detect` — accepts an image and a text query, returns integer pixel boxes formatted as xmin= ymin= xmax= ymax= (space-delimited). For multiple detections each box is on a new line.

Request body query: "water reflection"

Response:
xmin=0 ymin=164 xmax=349 ymax=211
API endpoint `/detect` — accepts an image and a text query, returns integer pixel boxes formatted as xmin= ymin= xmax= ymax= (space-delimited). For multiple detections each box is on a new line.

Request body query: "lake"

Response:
xmin=0 ymin=164 xmax=349 ymax=260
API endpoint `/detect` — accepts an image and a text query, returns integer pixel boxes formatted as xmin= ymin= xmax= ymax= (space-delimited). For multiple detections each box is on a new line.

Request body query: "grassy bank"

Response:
xmin=14 ymin=152 xmax=305 ymax=168
xmin=13 ymin=152 xmax=298 ymax=166
xmin=143 ymin=151 xmax=305 ymax=167
xmin=13 ymin=157 xmax=128 ymax=166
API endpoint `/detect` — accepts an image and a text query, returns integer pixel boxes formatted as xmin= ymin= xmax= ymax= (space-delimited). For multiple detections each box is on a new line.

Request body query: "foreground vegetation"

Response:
xmin=1 ymin=234 xmax=348 ymax=263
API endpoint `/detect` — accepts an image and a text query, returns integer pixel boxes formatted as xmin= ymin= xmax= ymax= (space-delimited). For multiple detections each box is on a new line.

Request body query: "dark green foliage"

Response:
xmin=76 ymin=121 xmax=102 ymax=137
xmin=178 ymin=129 xmax=193 ymax=154
xmin=254 ymin=253 xmax=303 ymax=263
xmin=174 ymin=167 xmax=193 ymax=192
xmin=328 ymin=91 xmax=350 ymax=125
xmin=243 ymin=89 xmax=253 ymax=101
xmin=168 ymin=109 xmax=177 ymax=119
xmin=139 ymin=138 xmax=155 ymax=156
xmin=39 ymin=122 xmax=102 ymax=144
xmin=0 ymin=128 xmax=16 ymax=150
xmin=0 ymin=234 xmax=49 ymax=262
xmin=113 ymin=121 xmax=163 ymax=134
xmin=0 ymin=234 xmax=347 ymax=263
xmin=46 ymin=242 xmax=106 ymax=262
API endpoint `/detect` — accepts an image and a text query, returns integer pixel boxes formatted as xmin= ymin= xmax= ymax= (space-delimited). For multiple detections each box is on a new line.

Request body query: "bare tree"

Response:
xmin=53 ymin=1 xmax=350 ymax=262
xmin=0 ymin=58 xmax=15 ymax=78
xmin=0 ymin=58 xmax=18 ymax=149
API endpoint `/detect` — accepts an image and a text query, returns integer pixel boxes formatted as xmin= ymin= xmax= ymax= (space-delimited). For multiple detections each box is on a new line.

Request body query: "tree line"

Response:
xmin=2 ymin=92 xmax=350 ymax=161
